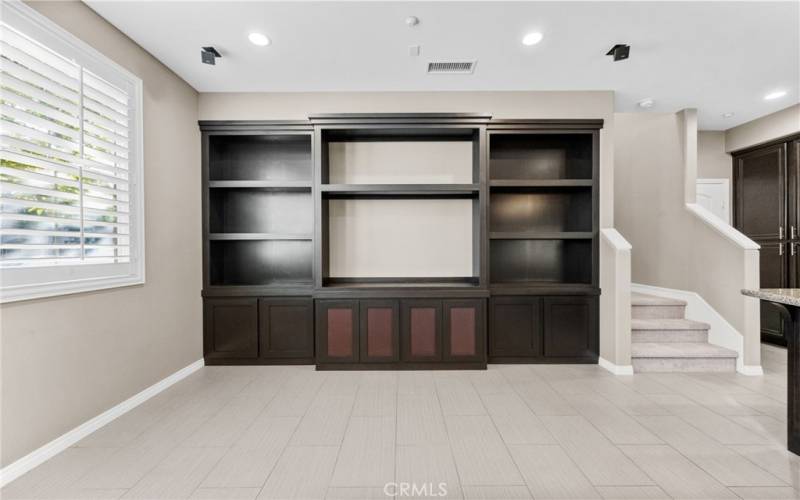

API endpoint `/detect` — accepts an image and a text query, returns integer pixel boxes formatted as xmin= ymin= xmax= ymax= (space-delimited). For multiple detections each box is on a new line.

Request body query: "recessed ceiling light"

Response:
xmin=637 ymin=98 xmax=655 ymax=109
xmin=722 ymin=112 xmax=735 ymax=118
xmin=522 ymin=32 xmax=543 ymax=46
xmin=248 ymin=32 xmax=270 ymax=47
xmin=764 ymin=90 xmax=787 ymax=101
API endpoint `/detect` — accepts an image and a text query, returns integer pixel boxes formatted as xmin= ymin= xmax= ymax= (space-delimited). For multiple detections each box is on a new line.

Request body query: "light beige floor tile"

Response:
xmin=331 ymin=416 xmax=395 ymax=487
xmin=650 ymin=396 xmax=772 ymax=444
xmin=397 ymin=371 xmax=437 ymax=396
xmin=480 ymin=393 xmax=555 ymax=444
xmin=190 ymin=487 xmax=260 ymax=499
xmin=352 ymin=376 xmax=397 ymax=417
xmin=495 ymin=364 xmax=539 ymax=384
xmin=397 ymin=393 xmax=448 ymax=445
xmin=263 ymin=371 xmax=327 ymax=417
xmin=512 ymin=380 xmax=578 ymax=416
xmin=445 ymin=415 xmax=523 ymax=486
xmin=595 ymin=486 xmax=671 ymax=499
xmin=508 ymin=444 xmax=600 ymax=499
xmin=122 ymin=446 xmax=227 ymax=499
xmin=730 ymin=415 xmax=787 ymax=445
xmin=257 ymin=446 xmax=339 ymax=500
xmin=469 ymin=368 xmax=515 ymax=396
xmin=730 ymin=486 xmax=800 ymax=499
xmin=729 ymin=445 xmax=800 ymax=486
xmin=202 ymin=416 xmax=300 ymax=488
xmin=2 ymin=448 xmax=117 ymax=500
xmin=75 ymin=405 xmax=167 ymax=448
xmin=325 ymin=487 xmax=393 ymax=499
xmin=563 ymin=393 xmax=662 ymax=444
xmin=396 ymin=445 xmax=462 ymax=499
xmin=183 ymin=394 xmax=271 ymax=447
xmin=619 ymin=445 xmax=737 ymax=499
xmin=461 ymin=485 xmax=532 ymax=500
xmin=291 ymin=395 xmax=355 ymax=446
xmin=637 ymin=415 xmax=786 ymax=486
xmin=75 ymin=442 xmax=174 ymax=489
xmin=435 ymin=376 xmax=486 ymax=416
xmin=540 ymin=416 xmax=652 ymax=486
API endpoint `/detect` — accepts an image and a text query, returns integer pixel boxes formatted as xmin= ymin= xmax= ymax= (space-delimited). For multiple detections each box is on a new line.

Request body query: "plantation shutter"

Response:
xmin=0 ymin=21 xmax=131 ymax=267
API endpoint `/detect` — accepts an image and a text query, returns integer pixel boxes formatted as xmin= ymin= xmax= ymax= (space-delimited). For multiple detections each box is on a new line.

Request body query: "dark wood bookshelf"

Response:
xmin=200 ymin=116 xmax=602 ymax=368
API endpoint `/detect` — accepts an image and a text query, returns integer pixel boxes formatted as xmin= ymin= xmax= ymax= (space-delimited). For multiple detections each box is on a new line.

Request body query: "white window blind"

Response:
xmin=0 ymin=2 xmax=143 ymax=302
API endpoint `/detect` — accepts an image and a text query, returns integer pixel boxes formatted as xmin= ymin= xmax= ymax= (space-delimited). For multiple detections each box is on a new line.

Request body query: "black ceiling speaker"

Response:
xmin=606 ymin=44 xmax=630 ymax=62
xmin=201 ymin=46 xmax=221 ymax=65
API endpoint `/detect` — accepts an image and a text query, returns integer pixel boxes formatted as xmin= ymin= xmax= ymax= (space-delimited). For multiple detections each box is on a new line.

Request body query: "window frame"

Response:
xmin=0 ymin=1 xmax=145 ymax=303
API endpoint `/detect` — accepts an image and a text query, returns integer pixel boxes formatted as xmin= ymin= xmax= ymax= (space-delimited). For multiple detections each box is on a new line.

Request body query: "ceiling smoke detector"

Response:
xmin=427 ymin=61 xmax=476 ymax=74
xmin=637 ymin=98 xmax=655 ymax=109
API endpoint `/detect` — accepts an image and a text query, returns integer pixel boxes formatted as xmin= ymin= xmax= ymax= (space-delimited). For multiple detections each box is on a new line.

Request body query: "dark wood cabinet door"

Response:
xmin=734 ymin=143 xmax=787 ymax=240
xmin=488 ymin=296 xmax=542 ymax=358
xmin=259 ymin=298 xmax=313 ymax=359
xmin=760 ymin=241 xmax=789 ymax=345
xmin=443 ymin=299 xmax=486 ymax=362
xmin=359 ymin=300 xmax=399 ymax=362
xmin=543 ymin=296 xmax=597 ymax=360
xmin=316 ymin=300 xmax=359 ymax=363
xmin=401 ymin=300 xmax=443 ymax=362
xmin=204 ymin=298 xmax=259 ymax=359
xmin=790 ymin=139 xmax=800 ymax=288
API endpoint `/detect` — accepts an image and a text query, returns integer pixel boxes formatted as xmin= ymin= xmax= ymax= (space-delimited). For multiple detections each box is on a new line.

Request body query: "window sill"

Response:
xmin=0 ymin=274 xmax=145 ymax=304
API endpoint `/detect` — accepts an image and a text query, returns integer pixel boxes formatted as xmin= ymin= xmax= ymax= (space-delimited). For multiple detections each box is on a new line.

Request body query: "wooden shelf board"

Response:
xmin=321 ymin=184 xmax=479 ymax=197
xmin=489 ymin=180 xmax=592 ymax=188
xmin=208 ymin=233 xmax=312 ymax=241
xmin=490 ymin=232 xmax=594 ymax=240
xmin=209 ymin=180 xmax=312 ymax=189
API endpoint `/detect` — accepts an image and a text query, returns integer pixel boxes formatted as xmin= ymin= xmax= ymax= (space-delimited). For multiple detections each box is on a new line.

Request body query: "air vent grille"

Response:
xmin=427 ymin=61 xmax=476 ymax=74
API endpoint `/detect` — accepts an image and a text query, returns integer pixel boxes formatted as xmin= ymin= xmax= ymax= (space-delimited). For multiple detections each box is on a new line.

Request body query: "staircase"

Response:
xmin=631 ymin=293 xmax=737 ymax=372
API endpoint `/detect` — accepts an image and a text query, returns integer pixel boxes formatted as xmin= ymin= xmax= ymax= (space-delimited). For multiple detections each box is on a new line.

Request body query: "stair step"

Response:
xmin=631 ymin=293 xmax=687 ymax=307
xmin=632 ymin=293 xmax=687 ymax=319
xmin=632 ymin=319 xmax=710 ymax=331
xmin=631 ymin=342 xmax=737 ymax=373
xmin=632 ymin=319 xmax=710 ymax=342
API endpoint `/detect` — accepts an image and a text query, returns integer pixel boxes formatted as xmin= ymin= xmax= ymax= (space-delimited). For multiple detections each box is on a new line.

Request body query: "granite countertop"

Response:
xmin=742 ymin=288 xmax=800 ymax=307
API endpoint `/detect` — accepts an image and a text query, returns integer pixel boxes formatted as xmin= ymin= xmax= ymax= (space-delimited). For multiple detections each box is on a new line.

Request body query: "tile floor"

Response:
xmin=3 ymin=344 xmax=797 ymax=500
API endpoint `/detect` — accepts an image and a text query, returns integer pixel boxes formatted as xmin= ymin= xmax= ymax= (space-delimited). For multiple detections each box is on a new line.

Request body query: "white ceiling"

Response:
xmin=85 ymin=1 xmax=799 ymax=130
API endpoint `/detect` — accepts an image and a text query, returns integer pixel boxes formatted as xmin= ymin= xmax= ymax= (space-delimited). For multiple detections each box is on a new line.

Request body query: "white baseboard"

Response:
xmin=631 ymin=283 xmax=758 ymax=375
xmin=739 ymin=365 xmax=765 ymax=376
xmin=0 ymin=358 xmax=204 ymax=488
xmin=599 ymin=357 xmax=634 ymax=375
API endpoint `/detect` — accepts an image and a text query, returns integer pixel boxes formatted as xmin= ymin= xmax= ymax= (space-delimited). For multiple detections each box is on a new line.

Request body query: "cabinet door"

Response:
xmin=489 ymin=296 xmax=542 ymax=358
xmin=259 ymin=298 xmax=313 ymax=360
xmin=359 ymin=300 xmax=400 ymax=362
xmin=734 ymin=143 xmax=787 ymax=240
xmin=443 ymin=299 xmax=485 ymax=362
xmin=401 ymin=300 xmax=442 ymax=362
xmin=760 ymin=241 xmax=789 ymax=345
xmin=316 ymin=300 xmax=358 ymax=363
xmin=204 ymin=298 xmax=258 ymax=359
xmin=543 ymin=297 xmax=597 ymax=359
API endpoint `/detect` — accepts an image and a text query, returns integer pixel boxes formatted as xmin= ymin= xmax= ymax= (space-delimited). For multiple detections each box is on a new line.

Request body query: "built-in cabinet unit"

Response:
xmin=733 ymin=135 xmax=800 ymax=346
xmin=201 ymin=115 xmax=602 ymax=368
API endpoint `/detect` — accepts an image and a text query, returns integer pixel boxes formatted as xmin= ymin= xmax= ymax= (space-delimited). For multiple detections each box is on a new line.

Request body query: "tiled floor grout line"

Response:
xmin=253 ymin=370 xmax=331 ymax=499
xmin=432 ymin=373 xmax=467 ymax=499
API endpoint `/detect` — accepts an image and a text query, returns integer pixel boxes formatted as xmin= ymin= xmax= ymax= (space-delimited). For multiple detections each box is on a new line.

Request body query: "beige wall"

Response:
xmin=615 ymin=111 xmax=760 ymax=368
xmin=698 ymin=131 xmax=731 ymax=179
xmin=725 ymin=104 xmax=800 ymax=153
xmin=0 ymin=2 xmax=201 ymax=467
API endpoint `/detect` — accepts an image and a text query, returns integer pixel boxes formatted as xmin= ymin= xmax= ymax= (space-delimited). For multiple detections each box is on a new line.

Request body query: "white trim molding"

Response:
xmin=0 ymin=359 xmax=204 ymax=488
xmin=599 ymin=357 xmax=634 ymax=375
xmin=631 ymin=283 xmax=761 ymax=375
